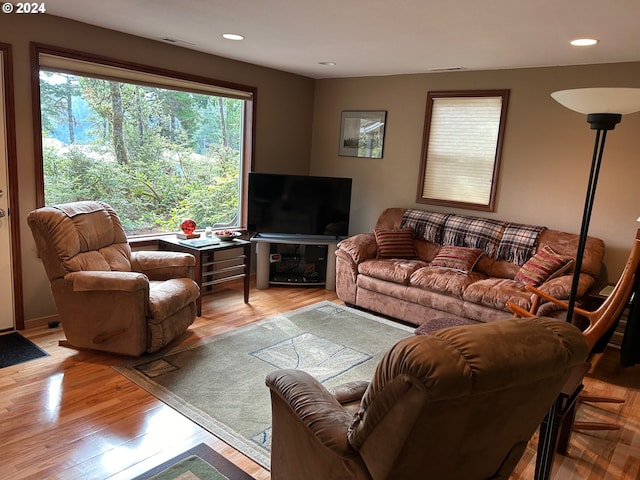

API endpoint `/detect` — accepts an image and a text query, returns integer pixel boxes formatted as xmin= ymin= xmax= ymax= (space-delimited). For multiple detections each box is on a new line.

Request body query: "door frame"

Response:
xmin=1 ymin=43 xmax=24 ymax=330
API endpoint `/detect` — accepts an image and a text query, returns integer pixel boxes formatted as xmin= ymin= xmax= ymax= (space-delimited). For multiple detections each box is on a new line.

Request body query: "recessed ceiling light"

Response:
xmin=570 ymin=38 xmax=599 ymax=46
xmin=222 ymin=33 xmax=245 ymax=41
xmin=318 ymin=62 xmax=336 ymax=66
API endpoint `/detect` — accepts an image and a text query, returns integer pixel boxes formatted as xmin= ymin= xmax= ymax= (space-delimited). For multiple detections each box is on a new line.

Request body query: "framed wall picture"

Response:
xmin=339 ymin=110 xmax=387 ymax=158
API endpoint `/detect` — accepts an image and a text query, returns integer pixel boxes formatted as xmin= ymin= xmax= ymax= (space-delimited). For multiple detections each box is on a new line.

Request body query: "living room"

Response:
xmin=3 ymin=7 xmax=640 ymax=329
xmin=1 ymin=3 xmax=640 ymax=479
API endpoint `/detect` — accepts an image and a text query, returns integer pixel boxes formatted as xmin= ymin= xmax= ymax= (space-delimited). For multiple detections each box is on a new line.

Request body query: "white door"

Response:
xmin=0 ymin=51 xmax=15 ymax=331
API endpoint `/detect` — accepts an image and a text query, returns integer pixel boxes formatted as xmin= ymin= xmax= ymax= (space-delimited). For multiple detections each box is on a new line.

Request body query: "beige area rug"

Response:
xmin=114 ymin=301 xmax=414 ymax=469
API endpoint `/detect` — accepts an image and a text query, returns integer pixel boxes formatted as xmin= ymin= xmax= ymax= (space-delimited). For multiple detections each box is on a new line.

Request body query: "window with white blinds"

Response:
xmin=417 ymin=90 xmax=509 ymax=211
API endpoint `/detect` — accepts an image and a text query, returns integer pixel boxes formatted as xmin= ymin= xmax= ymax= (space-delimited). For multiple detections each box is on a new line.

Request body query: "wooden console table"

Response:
xmin=159 ymin=236 xmax=251 ymax=316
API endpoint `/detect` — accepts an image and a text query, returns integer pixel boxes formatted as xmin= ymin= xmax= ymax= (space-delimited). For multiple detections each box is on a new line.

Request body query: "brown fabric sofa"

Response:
xmin=28 ymin=200 xmax=200 ymax=356
xmin=336 ymin=208 xmax=605 ymax=326
xmin=266 ymin=317 xmax=589 ymax=480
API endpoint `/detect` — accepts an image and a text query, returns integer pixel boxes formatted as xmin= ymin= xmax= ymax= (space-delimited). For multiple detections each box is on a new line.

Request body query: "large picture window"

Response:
xmin=32 ymin=44 xmax=255 ymax=236
xmin=416 ymin=90 xmax=509 ymax=212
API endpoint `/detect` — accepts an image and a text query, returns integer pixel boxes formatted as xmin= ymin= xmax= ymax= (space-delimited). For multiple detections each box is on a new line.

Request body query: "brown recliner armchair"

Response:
xmin=28 ymin=200 xmax=200 ymax=356
xmin=266 ymin=317 xmax=589 ymax=480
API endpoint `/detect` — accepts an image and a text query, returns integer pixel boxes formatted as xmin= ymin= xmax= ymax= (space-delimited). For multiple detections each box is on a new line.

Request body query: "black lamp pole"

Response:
xmin=535 ymin=112 xmax=621 ymax=480
xmin=565 ymin=113 xmax=621 ymax=323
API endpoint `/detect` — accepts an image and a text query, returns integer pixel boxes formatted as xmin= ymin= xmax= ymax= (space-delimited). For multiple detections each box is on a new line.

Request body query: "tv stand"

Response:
xmin=252 ymin=236 xmax=339 ymax=290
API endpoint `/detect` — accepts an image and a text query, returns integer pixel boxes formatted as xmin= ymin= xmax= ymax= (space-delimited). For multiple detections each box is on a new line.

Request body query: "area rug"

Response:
xmin=133 ymin=443 xmax=255 ymax=480
xmin=115 ymin=301 xmax=414 ymax=469
xmin=0 ymin=332 xmax=49 ymax=368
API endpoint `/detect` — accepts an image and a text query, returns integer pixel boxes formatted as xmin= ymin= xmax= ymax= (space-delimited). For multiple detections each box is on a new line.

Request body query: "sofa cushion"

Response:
xmin=515 ymin=245 xmax=574 ymax=286
xmin=463 ymin=278 xmax=533 ymax=312
xmin=410 ymin=266 xmax=486 ymax=298
xmin=359 ymin=258 xmax=428 ymax=285
xmin=375 ymin=228 xmax=418 ymax=259
xmin=430 ymin=246 xmax=484 ymax=273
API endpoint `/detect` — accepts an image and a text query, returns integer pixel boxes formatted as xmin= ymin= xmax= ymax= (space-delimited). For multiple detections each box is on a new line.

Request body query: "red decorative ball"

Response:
xmin=180 ymin=218 xmax=197 ymax=234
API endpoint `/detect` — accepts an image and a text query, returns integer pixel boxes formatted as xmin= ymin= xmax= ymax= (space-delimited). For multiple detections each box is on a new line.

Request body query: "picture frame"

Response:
xmin=339 ymin=110 xmax=387 ymax=158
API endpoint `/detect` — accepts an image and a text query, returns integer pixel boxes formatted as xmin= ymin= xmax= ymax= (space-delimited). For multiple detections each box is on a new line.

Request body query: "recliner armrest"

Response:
xmin=65 ymin=271 xmax=149 ymax=292
xmin=131 ymin=250 xmax=196 ymax=280
xmin=331 ymin=380 xmax=370 ymax=405
xmin=266 ymin=369 xmax=357 ymax=457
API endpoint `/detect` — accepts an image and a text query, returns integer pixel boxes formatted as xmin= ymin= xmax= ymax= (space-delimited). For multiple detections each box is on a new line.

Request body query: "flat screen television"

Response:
xmin=248 ymin=172 xmax=352 ymax=238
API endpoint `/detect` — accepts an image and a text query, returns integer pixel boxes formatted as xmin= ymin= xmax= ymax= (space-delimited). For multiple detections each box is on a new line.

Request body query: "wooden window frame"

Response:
xmin=416 ymin=89 xmax=510 ymax=212
xmin=30 ymin=43 xmax=257 ymax=233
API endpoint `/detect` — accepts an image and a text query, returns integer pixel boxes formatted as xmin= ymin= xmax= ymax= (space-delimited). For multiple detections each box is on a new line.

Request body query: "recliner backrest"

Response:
xmin=28 ymin=200 xmax=132 ymax=281
xmin=347 ymin=317 xmax=589 ymax=479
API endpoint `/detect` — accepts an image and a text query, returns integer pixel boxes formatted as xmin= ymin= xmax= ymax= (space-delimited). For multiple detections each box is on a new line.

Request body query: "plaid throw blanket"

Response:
xmin=401 ymin=209 xmax=450 ymax=244
xmin=442 ymin=215 xmax=506 ymax=258
xmin=496 ymin=223 xmax=546 ymax=265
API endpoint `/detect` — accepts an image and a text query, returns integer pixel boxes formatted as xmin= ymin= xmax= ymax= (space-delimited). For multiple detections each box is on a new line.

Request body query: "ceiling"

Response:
xmin=45 ymin=0 xmax=640 ymax=79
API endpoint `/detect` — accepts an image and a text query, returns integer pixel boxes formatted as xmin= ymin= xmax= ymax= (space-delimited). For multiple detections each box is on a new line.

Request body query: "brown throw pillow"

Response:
xmin=430 ymin=245 xmax=484 ymax=273
xmin=375 ymin=228 xmax=418 ymax=259
xmin=515 ymin=245 xmax=574 ymax=286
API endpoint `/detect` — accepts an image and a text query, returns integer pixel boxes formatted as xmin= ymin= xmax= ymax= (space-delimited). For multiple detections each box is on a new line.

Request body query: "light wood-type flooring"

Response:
xmin=1 ymin=279 xmax=639 ymax=479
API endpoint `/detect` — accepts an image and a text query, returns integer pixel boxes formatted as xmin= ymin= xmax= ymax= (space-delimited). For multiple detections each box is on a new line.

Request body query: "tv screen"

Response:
xmin=248 ymin=172 xmax=352 ymax=238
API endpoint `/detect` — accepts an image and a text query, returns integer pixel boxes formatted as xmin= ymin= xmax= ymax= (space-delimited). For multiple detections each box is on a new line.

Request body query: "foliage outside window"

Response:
xmin=416 ymin=90 xmax=509 ymax=212
xmin=33 ymin=46 xmax=254 ymax=236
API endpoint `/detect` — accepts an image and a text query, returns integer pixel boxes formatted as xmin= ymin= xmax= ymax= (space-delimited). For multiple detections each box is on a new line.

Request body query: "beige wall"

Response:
xmin=3 ymin=13 xmax=640 ymax=323
xmin=1 ymin=14 xmax=315 ymax=322
xmin=310 ymin=63 xmax=640 ymax=283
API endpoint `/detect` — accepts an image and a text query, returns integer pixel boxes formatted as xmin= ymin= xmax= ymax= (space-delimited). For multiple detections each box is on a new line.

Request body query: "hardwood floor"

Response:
xmin=1 ymin=279 xmax=639 ymax=479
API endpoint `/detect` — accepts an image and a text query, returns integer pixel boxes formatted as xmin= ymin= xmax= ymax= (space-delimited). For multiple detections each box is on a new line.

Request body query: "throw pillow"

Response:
xmin=375 ymin=228 xmax=418 ymax=259
xmin=515 ymin=245 xmax=574 ymax=286
xmin=430 ymin=245 xmax=484 ymax=273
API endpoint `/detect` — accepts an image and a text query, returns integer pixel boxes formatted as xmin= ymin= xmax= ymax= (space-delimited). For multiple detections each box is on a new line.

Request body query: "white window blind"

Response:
xmin=419 ymin=92 xmax=508 ymax=210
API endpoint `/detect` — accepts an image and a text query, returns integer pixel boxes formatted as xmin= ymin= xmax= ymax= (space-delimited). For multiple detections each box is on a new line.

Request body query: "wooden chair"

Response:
xmin=507 ymin=229 xmax=640 ymax=443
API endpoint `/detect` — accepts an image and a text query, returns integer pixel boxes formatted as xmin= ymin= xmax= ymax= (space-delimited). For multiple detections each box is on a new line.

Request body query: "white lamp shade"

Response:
xmin=551 ymin=88 xmax=640 ymax=115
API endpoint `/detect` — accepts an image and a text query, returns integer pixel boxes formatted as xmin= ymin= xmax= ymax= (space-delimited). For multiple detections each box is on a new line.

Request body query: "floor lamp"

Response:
xmin=534 ymin=87 xmax=640 ymax=480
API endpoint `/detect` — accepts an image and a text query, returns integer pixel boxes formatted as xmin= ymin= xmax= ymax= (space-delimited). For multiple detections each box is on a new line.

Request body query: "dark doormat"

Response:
xmin=0 ymin=332 xmax=49 ymax=368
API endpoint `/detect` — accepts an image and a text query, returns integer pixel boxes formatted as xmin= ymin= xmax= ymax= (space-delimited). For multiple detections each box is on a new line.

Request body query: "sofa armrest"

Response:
xmin=266 ymin=369 xmax=357 ymax=457
xmin=65 ymin=270 xmax=149 ymax=292
xmin=131 ymin=250 xmax=196 ymax=280
xmin=337 ymin=233 xmax=377 ymax=265
xmin=538 ymin=272 xmax=595 ymax=302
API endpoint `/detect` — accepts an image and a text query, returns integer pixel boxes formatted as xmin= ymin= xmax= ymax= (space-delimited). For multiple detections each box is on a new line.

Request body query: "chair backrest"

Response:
xmin=579 ymin=230 xmax=640 ymax=350
xmin=27 ymin=200 xmax=132 ymax=281
xmin=507 ymin=230 xmax=640 ymax=353
xmin=347 ymin=317 xmax=589 ymax=480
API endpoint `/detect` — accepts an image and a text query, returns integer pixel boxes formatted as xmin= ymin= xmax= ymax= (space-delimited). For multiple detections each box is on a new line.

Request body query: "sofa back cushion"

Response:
xmin=373 ymin=207 xmax=605 ymax=280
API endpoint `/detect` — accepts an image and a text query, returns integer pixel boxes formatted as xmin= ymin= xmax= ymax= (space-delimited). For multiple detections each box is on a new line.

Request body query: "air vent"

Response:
xmin=160 ymin=37 xmax=196 ymax=46
xmin=427 ymin=67 xmax=466 ymax=72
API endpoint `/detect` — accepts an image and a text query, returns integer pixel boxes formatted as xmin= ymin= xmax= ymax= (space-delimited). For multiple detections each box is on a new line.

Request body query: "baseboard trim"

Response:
xmin=25 ymin=314 xmax=60 ymax=330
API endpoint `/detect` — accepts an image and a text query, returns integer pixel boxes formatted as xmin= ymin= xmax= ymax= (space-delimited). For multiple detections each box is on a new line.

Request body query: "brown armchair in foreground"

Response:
xmin=266 ymin=317 xmax=588 ymax=480
xmin=28 ymin=201 xmax=200 ymax=356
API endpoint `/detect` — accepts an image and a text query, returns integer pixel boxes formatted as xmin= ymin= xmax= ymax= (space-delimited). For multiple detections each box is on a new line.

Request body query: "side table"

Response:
xmin=159 ymin=237 xmax=251 ymax=316
xmin=586 ymin=282 xmax=631 ymax=349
